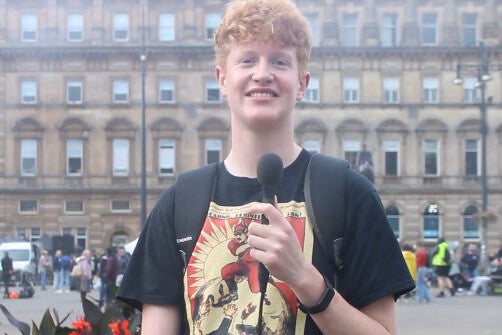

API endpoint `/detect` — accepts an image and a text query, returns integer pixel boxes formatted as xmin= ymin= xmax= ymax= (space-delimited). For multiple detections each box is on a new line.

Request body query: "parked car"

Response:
xmin=0 ymin=241 xmax=40 ymax=285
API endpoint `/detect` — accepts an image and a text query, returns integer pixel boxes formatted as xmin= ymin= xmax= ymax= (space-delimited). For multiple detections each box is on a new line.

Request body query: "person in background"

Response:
xmin=102 ymin=246 xmax=119 ymax=308
xmin=116 ymin=246 xmax=131 ymax=287
xmin=52 ymin=250 xmax=62 ymax=293
xmin=117 ymin=0 xmax=415 ymax=333
xmin=97 ymin=248 xmax=108 ymax=309
xmin=76 ymin=250 xmax=93 ymax=301
xmin=432 ymin=237 xmax=455 ymax=297
xmin=415 ymin=243 xmax=431 ymax=303
xmin=59 ymin=252 xmax=73 ymax=293
xmin=38 ymin=250 xmax=51 ymax=290
xmin=1 ymin=252 xmax=13 ymax=298
xmin=461 ymin=243 xmax=480 ymax=279
xmin=401 ymin=243 xmax=417 ymax=300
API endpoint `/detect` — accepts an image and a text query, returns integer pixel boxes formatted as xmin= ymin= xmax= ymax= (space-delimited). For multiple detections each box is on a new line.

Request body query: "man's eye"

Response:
xmin=273 ymin=59 xmax=289 ymax=67
xmin=240 ymin=58 xmax=255 ymax=64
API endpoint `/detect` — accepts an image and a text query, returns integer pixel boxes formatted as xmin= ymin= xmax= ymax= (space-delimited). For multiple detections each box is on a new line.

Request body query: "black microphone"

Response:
xmin=256 ymin=153 xmax=284 ymax=294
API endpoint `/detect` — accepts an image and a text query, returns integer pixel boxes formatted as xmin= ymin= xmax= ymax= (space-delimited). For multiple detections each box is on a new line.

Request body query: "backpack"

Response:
xmin=444 ymin=247 xmax=451 ymax=264
xmin=59 ymin=255 xmax=72 ymax=270
xmin=174 ymin=153 xmax=350 ymax=284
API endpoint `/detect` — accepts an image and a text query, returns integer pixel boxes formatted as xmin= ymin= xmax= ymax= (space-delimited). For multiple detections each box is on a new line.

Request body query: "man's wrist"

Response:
xmin=296 ymin=276 xmax=335 ymax=315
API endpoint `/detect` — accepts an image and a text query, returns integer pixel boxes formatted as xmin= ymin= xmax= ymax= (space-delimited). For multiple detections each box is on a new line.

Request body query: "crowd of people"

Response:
xmin=400 ymin=239 xmax=502 ymax=302
xmin=1 ymin=245 xmax=131 ymax=308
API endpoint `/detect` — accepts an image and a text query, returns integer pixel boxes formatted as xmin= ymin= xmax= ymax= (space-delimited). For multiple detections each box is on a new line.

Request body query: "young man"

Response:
xmin=117 ymin=0 xmax=414 ymax=334
xmin=1 ymin=252 xmax=13 ymax=298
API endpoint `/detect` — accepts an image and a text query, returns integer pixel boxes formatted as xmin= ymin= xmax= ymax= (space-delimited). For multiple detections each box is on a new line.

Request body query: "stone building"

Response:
xmin=0 ymin=0 xmax=501 ymax=256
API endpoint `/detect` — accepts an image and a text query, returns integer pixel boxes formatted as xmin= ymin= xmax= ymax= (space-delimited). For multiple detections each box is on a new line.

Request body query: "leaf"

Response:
xmin=82 ymin=297 xmax=104 ymax=325
xmin=38 ymin=309 xmax=56 ymax=335
xmin=31 ymin=321 xmax=40 ymax=335
xmin=0 ymin=304 xmax=31 ymax=335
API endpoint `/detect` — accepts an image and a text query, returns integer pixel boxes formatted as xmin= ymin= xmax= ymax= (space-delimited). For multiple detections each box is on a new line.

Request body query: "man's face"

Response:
xmin=216 ymin=41 xmax=308 ymax=131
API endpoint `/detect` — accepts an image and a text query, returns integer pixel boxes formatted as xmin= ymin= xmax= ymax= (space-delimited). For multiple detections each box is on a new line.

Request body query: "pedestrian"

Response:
xmin=415 ymin=243 xmax=431 ymax=303
xmin=117 ymin=0 xmax=415 ymax=334
xmin=460 ymin=243 xmax=480 ymax=279
xmin=76 ymin=250 xmax=93 ymax=301
xmin=432 ymin=237 xmax=455 ymax=297
xmin=115 ymin=246 xmax=130 ymax=287
xmin=102 ymin=247 xmax=118 ymax=309
xmin=52 ymin=250 xmax=62 ymax=293
xmin=38 ymin=250 xmax=51 ymax=290
xmin=59 ymin=252 xmax=72 ymax=293
xmin=402 ymin=243 xmax=417 ymax=300
xmin=1 ymin=252 xmax=13 ymax=298
xmin=97 ymin=249 xmax=107 ymax=308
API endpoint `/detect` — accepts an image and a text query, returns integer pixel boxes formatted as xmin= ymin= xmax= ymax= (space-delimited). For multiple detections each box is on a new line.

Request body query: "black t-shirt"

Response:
xmin=117 ymin=149 xmax=414 ymax=334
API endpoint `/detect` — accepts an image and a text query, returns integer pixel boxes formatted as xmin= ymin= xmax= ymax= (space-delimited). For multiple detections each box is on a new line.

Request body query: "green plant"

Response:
xmin=0 ymin=291 xmax=140 ymax=335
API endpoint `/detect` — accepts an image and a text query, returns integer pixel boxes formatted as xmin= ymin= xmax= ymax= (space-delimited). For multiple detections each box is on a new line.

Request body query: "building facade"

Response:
xmin=0 ymin=0 xmax=501 ymax=255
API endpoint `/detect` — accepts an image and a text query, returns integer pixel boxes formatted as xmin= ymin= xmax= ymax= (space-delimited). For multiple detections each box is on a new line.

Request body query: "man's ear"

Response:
xmin=215 ymin=66 xmax=227 ymax=96
xmin=297 ymin=72 xmax=310 ymax=101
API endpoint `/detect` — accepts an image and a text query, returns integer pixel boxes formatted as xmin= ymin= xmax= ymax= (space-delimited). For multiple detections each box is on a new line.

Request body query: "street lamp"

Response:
xmin=140 ymin=7 xmax=147 ymax=227
xmin=453 ymin=41 xmax=491 ymax=271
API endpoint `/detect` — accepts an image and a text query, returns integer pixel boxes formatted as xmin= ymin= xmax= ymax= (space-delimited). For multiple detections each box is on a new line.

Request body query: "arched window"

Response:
xmin=463 ymin=205 xmax=479 ymax=239
xmin=385 ymin=205 xmax=400 ymax=239
xmin=423 ymin=203 xmax=440 ymax=239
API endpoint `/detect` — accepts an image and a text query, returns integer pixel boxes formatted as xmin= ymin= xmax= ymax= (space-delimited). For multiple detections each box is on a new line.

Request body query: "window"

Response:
xmin=463 ymin=77 xmax=477 ymax=103
xmin=67 ymin=14 xmax=83 ymax=41
xmin=306 ymin=14 xmax=320 ymax=47
xmin=424 ymin=139 xmax=439 ymax=176
xmin=76 ymin=228 xmax=87 ymax=249
xmin=304 ymin=77 xmax=319 ymax=103
xmin=67 ymin=139 xmax=83 ymax=175
xmin=113 ymin=138 xmax=129 ymax=176
xmin=343 ymin=77 xmax=359 ymax=103
xmin=113 ymin=80 xmax=129 ymax=103
xmin=386 ymin=205 xmax=400 ymax=239
xmin=21 ymin=14 xmax=37 ymax=41
xmin=111 ymin=200 xmax=130 ymax=212
xmin=341 ymin=13 xmax=358 ymax=47
xmin=206 ymin=80 xmax=220 ymax=102
xmin=113 ymin=14 xmax=129 ymax=41
xmin=65 ymin=200 xmax=84 ymax=213
xmin=423 ymin=77 xmax=438 ymax=103
xmin=30 ymin=228 xmax=41 ymax=242
xmin=463 ymin=205 xmax=479 ymax=239
xmin=21 ymin=139 xmax=37 ymax=176
xmin=20 ymin=200 xmax=37 ymax=213
xmin=159 ymin=13 xmax=175 ymax=41
xmin=159 ymin=80 xmax=175 ymax=103
xmin=383 ymin=140 xmax=399 ymax=176
xmin=465 ymin=139 xmax=479 ymax=176
xmin=462 ymin=13 xmax=477 ymax=47
xmin=205 ymin=13 xmax=221 ymax=40
xmin=159 ymin=138 xmax=175 ymax=175
xmin=205 ymin=138 xmax=222 ymax=164
xmin=423 ymin=203 xmax=440 ymax=239
xmin=381 ymin=14 xmax=398 ymax=47
xmin=21 ymin=81 xmax=37 ymax=104
xmin=383 ymin=78 xmax=399 ymax=103
xmin=422 ymin=13 xmax=438 ymax=45
xmin=343 ymin=140 xmax=360 ymax=168
xmin=67 ymin=80 xmax=83 ymax=104
xmin=302 ymin=139 xmax=320 ymax=153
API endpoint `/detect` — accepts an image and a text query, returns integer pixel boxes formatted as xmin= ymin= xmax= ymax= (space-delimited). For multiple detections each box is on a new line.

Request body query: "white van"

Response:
xmin=0 ymin=241 xmax=41 ymax=284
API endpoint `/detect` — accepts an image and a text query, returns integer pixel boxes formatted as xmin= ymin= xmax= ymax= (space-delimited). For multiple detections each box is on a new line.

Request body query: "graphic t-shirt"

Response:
xmin=182 ymin=152 xmax=312 ymax=333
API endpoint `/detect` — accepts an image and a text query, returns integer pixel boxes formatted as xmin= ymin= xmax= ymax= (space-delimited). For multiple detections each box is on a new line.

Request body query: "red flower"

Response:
xmin=109 ymin=319 xmax=131 ymax=335
xmin=71 ymin=316 xmax=92 ymax=335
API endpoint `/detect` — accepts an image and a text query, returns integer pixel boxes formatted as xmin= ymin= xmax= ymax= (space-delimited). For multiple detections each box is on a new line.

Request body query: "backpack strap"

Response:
xmin=304 ymin=154 xmax=350 ymax=284
xmin=174 ymin=163 xmax=218 ymax=266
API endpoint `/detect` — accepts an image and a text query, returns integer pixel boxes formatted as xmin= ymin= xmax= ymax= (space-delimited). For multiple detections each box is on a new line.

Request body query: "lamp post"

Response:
xmin=140 ymin=6 xmax=147 ymax=227
xmin=453 ymin=41 xmax=491 ymax=271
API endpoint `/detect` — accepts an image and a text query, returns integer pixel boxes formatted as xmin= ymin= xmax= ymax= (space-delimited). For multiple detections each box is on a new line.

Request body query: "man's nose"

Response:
xmin=252 ymin=61 xmax=273 ymax=82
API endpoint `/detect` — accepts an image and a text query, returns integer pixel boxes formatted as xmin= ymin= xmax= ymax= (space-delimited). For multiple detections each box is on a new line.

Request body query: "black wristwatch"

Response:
xmin=297 ymin=276 xmax=335 ymax=315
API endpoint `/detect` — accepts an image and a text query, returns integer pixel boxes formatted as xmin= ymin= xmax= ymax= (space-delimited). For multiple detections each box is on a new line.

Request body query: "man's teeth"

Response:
xmin=249 ymin=92 xmax=274 ymax=97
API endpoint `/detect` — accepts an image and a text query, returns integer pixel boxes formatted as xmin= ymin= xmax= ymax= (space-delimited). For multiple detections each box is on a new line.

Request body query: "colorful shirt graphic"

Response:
xmin=184 ymin=201 xmax=313 ymax=335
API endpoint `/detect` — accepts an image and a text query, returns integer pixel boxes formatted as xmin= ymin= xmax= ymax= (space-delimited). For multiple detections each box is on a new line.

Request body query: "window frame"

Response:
xmin=113 ymin=80 xmax=129 ymax=103
xmin=21 ymin=14 xmax=37 ymax=42
xmin=67 ymin=13 xmax=84 ymax=41
xmin=424 ymin=139 xmax=439 ymax=176
xmin=66 ymin=80 xmax=83 ymax=104
xmin=341 ymin=13 xmax=359 ymax=47
xmin=383 ymin=140 xmax=400 ymax=176
xmin=158 ymin=138 xmax=175 ymax=175
xmin=159 ymin=79 xmax=175 ymax=104
xmin=113 ymin=13 xmax=129 ymax=41
xmin=159 ymin=12 xmax=175 ymax=41
xmin=67 ymin=138 xmax=83 ymax=176
xmin=205 ymin=138 xmax=222 ymax=164
xmin=343 ymin=77 xmax=359 ymax=103
xmin=21 ymin=80 xmax=37 ymax=104
xmin=381 ymin=13 xmax=398 ymax=47
xmin=21 ymin=139 xmax=37 ymax=176
xmin=112 ymin=138 xmax=130 ymax=176
xmin=421 ymin=13 xmax=438 ymax=46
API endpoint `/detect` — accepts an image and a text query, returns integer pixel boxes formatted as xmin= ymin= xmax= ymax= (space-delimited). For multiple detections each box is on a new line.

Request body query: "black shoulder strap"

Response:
xmin=174 ymin=163 xmax=218 ymax=265
xmin=304 ymin=154 xmax=350 ymax=275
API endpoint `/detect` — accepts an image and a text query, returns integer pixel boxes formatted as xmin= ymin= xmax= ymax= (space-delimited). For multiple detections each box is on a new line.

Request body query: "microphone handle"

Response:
xmin=259 ymin=213 xmax=270 ymax=294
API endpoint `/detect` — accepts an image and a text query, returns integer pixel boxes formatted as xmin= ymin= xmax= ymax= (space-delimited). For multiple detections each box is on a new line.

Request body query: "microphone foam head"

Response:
xmin=257 ymin=153 xmax=284 ymax=186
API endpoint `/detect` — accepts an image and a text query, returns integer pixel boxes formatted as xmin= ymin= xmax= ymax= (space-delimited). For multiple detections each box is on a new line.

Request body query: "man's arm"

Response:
xmin=142 ymin=304 xmax=181 ymax=335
